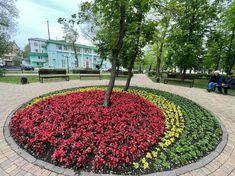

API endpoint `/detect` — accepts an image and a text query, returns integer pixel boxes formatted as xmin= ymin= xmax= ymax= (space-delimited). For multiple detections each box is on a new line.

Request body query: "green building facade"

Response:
xmin=28 ymin=38 xmax=111 ymax=70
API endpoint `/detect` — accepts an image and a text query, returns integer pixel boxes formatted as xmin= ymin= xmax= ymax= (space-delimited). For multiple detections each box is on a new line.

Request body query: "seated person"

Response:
xmin=207 ymin=70 xmax=223 ymax=93
xmin=222 ymin=73 xmax=235 ymax=95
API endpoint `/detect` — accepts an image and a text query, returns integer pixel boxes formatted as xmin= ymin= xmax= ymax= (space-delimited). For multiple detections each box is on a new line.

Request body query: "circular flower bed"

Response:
xmin=9 ymin=87 xmax=222 ymax=175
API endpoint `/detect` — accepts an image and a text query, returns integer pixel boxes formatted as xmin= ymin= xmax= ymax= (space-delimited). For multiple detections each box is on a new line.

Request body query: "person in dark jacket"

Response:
xmin=222 ymin=73 xmax=235 ymax=95
xmin=207 ymin=70 xmax=223 ymax=93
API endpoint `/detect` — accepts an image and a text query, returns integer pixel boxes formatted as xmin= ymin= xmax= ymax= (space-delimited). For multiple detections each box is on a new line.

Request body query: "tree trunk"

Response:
xmin=214 ymin=44 xmax=222 ymax=70
xmin=155 ymin=17 xmax=170 ymax=79
xmin=182 ymin=67 xmax=187 ymax=80
xmin=155 ymin=35 xmax=164 ymax=78
xmin=124 ymin=54 xmax=136 ymax=91
xmin=226 ymin=26 xmax=235 ymax=74
xmin=99 ymin=57 xmax=104 ymax=69
xmin=103 ymin=4 xmax=126 ymax=107
xmin=123 ymin=67 xmax=132 ymax=91
xmin=116 ymin=63 xmax=120 ymax=77
xmin=148 ymin=64 xmax=152 ymax=72
xmin=123 ymin=11 xmax=143 ymax=91
xmin=73 ymin=42 xmax=79 ymax=68
xmin=156 ymin=53 xmax=162 ymax=77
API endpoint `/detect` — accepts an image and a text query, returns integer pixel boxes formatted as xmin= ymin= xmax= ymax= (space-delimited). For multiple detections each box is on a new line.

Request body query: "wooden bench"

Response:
xmin=163 ymin=73 xmax=195 ymax=88
xmin=216 ymin=77 xmax=235 ymax=94
xmin=38 ymin=69 xmax=69 ymax=83
xmin=74 ymin=70 xmax=101 ymax=80
xmin=116 ymin=71 xmax=133 ymax=77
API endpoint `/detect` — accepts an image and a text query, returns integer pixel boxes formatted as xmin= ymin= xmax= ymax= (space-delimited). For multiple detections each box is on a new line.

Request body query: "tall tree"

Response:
xmin=77 ymin=0 xmax=127 ymax=106
xmin=204 ymin=1 xmax=235 ymax=74
xmin=0 ymin=0 xmax=18 ymax=57
xmin=103 ymin=3 xmax=126 ymax=106
xmin=205 ymin=31 xmax=225 ymax=70
xmin=167 ymin=0 xmax=216 ymax=77
xmin=121 ymin=0 xmax=155 ymax=91
xmin=0 ymin=34 xmax=10 ymax=58
xmin=58 ymin=19 xmax=79 ymax=68
xmin=0 ymin=0 xmax=18 ymax=32
xmin=150 ymin=0 xmax=174 ymax=79
xmin=23 ymin=44 xmax=30 ymax=59
xmin=224 ymin=1 xmax=235 ymax=74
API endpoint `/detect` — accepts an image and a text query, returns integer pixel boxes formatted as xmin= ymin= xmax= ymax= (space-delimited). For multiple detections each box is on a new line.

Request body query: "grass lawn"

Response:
xmin=0 ymin=75 xmax=127 ymax=84
xmin=150 ymin=76 xmax=235 ymax=96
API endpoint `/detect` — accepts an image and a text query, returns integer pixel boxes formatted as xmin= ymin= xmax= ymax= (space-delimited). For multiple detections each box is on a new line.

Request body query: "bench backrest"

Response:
xmin=183 ymin=74 xmax=195 ymax=80
xmin=77 ymin=70 xmax=100 ymax=74
xmin=39 ymin=69 xmax=67 ymax=75
xmin=117 ymin=71 xmax=134 ymax=77
xmin=167 ymin=73 xmax=195 ymax=80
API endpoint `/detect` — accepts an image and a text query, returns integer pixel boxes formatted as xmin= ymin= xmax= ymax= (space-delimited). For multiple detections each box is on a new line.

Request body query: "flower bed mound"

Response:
xmin=10 ymin=90 xmax=165 ymax=170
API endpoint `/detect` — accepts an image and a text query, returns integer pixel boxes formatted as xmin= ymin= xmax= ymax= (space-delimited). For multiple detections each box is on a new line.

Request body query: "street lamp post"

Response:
xmin=67 ymin=55 xmax=69 ymax=73
xmin=62 ymin=54 xmax=69 ymax=73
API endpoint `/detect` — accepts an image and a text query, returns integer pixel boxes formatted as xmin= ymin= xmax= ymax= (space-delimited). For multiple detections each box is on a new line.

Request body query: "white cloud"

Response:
xmin=13 ymin=0 xmax=93 ymax=49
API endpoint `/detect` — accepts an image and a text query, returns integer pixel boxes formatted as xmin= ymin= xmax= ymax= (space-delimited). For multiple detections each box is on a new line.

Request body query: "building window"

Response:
xmin=62 ymin=60 xmax=66 ymax=67
xmin=35 ymin=49 xmax=38 ymax=52
xmin=34 ymin=42 xmax=38 ymax=47
xmin=84 ymin=49 xmax=91 ymax=53
xmin=57 ymin=45 xmax=62 ymax=50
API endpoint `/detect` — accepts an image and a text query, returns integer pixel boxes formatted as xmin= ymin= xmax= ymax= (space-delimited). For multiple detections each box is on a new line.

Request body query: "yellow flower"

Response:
xmin=141 ymin=158 xmax=146 ymax=164
xmin=146 ymin=152 xmax=152 ymax=159
xmin=152 ymin=151 xmax=158 ymax=157
xmin=133 ymin=162 xmax=139 ymax=169
xmin=143 ymin=162 xmax=149 ymax=169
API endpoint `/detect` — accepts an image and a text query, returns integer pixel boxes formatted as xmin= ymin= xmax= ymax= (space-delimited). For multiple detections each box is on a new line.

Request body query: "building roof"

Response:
xmin=28 ymin=38 xmax=47 ymax=42
xmin=46 ymin=39 xmax=97 ymax=50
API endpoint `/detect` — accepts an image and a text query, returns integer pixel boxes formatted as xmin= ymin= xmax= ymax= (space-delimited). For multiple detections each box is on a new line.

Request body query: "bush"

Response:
xmin=38 ymin=69 xmax=67 ymax=74
xmin=0 ymin=68 xmax=6 ymax=76
xmin=72 ymin=69 xmax=100 ymax=74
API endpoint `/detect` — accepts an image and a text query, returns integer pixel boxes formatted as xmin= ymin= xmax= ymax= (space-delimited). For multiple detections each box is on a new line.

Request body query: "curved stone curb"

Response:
xmin=3 ymin=87 xmax=228 ymax=176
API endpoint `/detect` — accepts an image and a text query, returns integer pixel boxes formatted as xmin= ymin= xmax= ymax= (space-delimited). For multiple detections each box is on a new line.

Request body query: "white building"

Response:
xmin=28 ymin=38 xmax=47 ymax=53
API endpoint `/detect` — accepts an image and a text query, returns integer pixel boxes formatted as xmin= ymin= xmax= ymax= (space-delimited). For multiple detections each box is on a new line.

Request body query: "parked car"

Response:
xmin=0 ymin=63 xmax=5 ymax=68
xmin=21 ymin=64 xmax=35 ymax=71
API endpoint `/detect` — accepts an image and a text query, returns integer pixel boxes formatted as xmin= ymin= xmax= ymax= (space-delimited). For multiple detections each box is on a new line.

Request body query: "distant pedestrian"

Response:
xmin=222 ymin=73 xmax=235 ymax=95
xmin=207 ymin=70 xmax=223 ymax=93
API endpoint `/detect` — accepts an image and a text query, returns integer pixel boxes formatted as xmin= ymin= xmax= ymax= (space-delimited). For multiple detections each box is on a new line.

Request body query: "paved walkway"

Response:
xmin=0 ymin=74 xmax=234 ymax=176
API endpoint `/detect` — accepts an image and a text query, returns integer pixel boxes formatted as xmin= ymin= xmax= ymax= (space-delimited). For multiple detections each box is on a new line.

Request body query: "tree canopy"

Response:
xmin=62 ymin=0 xmax=235 ymax=106
xmin=0 ymin=0 xmax=18 ymax=57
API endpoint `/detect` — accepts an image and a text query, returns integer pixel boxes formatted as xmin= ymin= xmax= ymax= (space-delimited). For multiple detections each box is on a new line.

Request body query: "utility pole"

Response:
xmin=47 ymin=20 xmax=51 ymax=40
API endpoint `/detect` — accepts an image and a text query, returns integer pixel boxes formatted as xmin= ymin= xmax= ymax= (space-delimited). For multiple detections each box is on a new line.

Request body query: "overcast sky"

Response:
xmin=13 ymin=0 xmax=92 ymax=50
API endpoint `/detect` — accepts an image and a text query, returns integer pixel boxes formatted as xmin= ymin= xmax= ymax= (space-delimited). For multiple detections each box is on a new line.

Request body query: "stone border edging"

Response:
xmin=3 ymin=87 xmax=228 ymax=176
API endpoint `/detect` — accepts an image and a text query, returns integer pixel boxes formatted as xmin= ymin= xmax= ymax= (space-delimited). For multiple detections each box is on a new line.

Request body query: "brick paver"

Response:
xmin=0 ymin=74 xmax=234 ymax=176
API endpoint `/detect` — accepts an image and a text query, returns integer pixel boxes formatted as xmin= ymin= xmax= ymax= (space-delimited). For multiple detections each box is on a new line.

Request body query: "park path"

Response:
xmin=0 ymin=74 xmax=234 ymax=176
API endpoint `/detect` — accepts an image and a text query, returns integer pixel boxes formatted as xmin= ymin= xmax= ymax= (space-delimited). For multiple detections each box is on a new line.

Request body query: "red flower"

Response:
xmin=10 ymin=90 xmax=165 ymax=170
